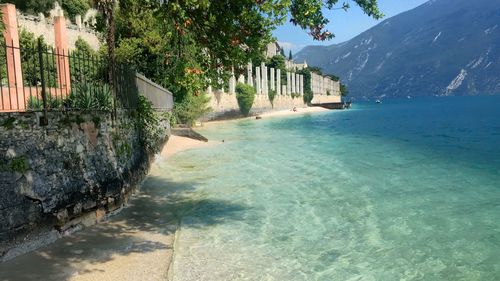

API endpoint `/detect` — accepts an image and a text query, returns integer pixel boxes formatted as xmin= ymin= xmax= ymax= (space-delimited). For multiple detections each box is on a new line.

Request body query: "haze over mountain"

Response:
xmin=295 ymin=0 xmax=500 ymax=99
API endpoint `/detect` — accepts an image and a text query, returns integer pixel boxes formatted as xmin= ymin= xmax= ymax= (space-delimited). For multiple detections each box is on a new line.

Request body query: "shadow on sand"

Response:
xmin=0 ymin=175 xmax=247 ymax=281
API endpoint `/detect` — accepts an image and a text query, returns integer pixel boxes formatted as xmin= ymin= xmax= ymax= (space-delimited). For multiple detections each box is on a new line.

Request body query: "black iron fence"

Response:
xmin=0 ymin=39 xmax=138 ymax=113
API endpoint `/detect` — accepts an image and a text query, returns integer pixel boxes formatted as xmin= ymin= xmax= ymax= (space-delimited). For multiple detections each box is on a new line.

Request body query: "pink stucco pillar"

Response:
xmin=54 ymin=16 xmax=71 ymax=95
xmin=1 ymin=4 xmax=24 ymax=110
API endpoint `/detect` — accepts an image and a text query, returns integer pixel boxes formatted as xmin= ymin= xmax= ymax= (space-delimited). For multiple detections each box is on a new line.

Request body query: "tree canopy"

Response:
xmin=102 ymin=0 xmax=382 ymax=122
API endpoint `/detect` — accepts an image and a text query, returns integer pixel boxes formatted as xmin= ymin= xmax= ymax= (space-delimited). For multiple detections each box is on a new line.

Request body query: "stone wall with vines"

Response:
xmin=0 ymin=108 xmax=170 ymax=261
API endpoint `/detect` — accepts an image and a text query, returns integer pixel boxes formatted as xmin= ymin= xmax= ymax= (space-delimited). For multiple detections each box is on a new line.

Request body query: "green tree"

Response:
xmin=4 ymin=0 xmax=91 ymax=21
xmin=308 ymin=66 xmax=323 ymax=75
xmin=288 ymin=50 xmax=293 ymax=61
xmin=61 ymin=0 xmax=90 ymax=21
xmin=17 ymin=29 xmax=57 ymax=87
xmin=5 ymin=0 xmax=55 ymax=15
xmin=266 ymin=55 xmax=287 ymax=87
xmin=94 ymin=0 xmax=116 ymax=88
xmin=107 ymin=0 xmax=381 ymax=123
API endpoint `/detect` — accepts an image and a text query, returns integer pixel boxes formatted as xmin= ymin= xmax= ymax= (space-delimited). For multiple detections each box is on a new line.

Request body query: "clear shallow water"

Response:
xmin=164 ymin=96 xmax=500 ymax=281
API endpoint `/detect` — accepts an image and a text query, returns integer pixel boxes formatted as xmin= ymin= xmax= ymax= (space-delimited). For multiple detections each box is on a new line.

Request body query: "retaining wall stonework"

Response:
xmin=203 ymin=92 xmax=307 ymax=121
xmin=18 ymin=15 xmax=100 ymax=51
xmin=0 ymin=110 xmax=169 ymax=261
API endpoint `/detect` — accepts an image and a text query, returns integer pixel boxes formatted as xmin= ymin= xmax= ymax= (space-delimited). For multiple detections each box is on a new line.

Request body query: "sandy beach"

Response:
xmin=202 ymin=106 xmax=329 ymax=127
xmin=258 ymin=106 xmax=329 ymax=118
xmin=164 ymin=107 xmax=329 ymax=158
xmin=161 ymin=135 xmax=219 ymax=159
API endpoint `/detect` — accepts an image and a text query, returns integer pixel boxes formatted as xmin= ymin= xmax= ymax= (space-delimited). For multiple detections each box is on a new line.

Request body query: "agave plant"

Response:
xmin=68 ymin=83 xmax=96 ymax=110
xmin=68 ymin=82 xmax=112 ymax=110
xmin=94 ymin=83 xmax=112 ymax=110
xmin=49 ymin=95 xmax=64 ymax=109
xmin=27 ymin=96 xmax=43 ymax=111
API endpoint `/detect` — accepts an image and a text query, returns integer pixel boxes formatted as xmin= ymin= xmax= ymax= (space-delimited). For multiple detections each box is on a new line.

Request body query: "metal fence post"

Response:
xmin=37 ymin=38 xmax=48 ymax=125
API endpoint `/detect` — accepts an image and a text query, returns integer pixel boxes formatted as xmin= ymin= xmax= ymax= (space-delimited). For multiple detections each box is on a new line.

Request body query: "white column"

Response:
xmin=270 ymin=68 xmax=275 ymax=91
xmin=276 ymin=69 xmax=281 ymax=95
xmin=287 ymin=72 xmax=291 ymax=95
xmin=238 ymin=74 xmax=245 ymax=84
xmin=299 ymin=75 xmax=304 ymax=96
xmin=291 ymin=73 xmax=296 ymax=94
xmin=229 ymin=74 xmax=236 ymax=94
xmin=295 ymin=74 xmax=300 ymax=95
xmin=311 ymin=74 xmax=315 ymax=94
xmin=247 ymin=62 xmax=253 ymax=86
xmin=261 ymin=62 xmax=267 ymax=95
xmin=228 ymin=66 xmax=236 ymax=94
xmin=255 ymin=66 xmax=261 ymax=94
xmin=319 ymin=76 xmax=323 ymax=95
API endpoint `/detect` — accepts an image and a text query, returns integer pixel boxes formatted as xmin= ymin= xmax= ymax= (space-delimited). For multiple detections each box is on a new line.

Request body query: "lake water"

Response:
xmin=157 ymin=96 xmax=500 ymax=281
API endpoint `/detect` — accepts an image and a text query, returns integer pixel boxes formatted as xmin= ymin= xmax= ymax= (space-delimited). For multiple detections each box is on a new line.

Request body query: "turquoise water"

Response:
xmin=161 ymin=96 xmax=500 ymax=280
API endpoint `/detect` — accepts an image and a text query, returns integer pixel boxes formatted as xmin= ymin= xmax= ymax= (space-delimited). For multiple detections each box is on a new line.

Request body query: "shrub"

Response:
xmin=136 ymin=95 xmax=164 ymax=153
xmin=19 ymin=28 xmax=57 ymax=88
xmin=268 ymin=89 xmax=277 ymax=108
xmin=173 ymin=93 xmax=211 ymax=126
xmin=236 ymin=83 xmax=255 ymax=116
xmin=326 ymin=90 xmax=331 ymax=96
xmin=291 ymin=92 xmax=301 ymax=99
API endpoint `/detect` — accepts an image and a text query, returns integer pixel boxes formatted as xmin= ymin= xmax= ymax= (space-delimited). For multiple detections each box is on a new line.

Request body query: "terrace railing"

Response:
xmin=0 ymin=39 xmax=140 ymax=115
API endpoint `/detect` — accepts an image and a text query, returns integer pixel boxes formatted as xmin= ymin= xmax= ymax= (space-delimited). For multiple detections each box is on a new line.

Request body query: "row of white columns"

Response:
xmin=210 ymin=62 xmax=306 ymax=96
xmin=310 ymin=72 xmax=340 ymax=96
xmin=238 ymin=62 xmax=303 ymax=96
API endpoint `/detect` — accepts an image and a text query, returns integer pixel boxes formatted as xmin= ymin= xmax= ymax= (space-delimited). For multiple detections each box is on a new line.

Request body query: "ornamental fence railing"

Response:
xmin=0 ymin=39 xmax=171 ymax=117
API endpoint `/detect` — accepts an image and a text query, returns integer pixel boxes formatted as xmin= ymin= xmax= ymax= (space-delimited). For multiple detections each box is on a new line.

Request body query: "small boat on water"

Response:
xmin=376 ymin=99 xmax=382 ymax=104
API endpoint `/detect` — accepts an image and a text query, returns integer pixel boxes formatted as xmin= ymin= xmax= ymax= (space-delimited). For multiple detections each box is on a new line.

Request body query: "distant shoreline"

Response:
xmin=162 ymin=107 xmax=330 ymax=159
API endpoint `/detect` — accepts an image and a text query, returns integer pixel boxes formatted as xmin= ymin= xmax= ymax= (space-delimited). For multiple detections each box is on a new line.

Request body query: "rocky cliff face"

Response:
xmin=0 ymin=110 xmax=169 ymax=261
xmin=295 ymin=0 xmax=500 ymax=99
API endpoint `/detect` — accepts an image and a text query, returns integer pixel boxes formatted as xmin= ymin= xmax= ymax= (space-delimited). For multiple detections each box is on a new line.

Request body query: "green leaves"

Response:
xmin=290 ymin=0 xmax=383 ymax=40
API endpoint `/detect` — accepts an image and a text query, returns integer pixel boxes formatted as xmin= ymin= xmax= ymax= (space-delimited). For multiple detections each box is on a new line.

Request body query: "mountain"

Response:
xmin=295 ymin=0 xmax=500 ymax=99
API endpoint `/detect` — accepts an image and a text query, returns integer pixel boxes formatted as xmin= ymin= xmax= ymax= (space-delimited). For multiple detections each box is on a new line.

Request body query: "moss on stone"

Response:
xmin=10 ymin=156 xmax=29 ymax=173
xmin=92 ymin=116 xmax=101 ymax=128
xmin=59 ymin=114 xmax=87 ymax=126
xmin=2 ymin=117 xmax=16 ymax=130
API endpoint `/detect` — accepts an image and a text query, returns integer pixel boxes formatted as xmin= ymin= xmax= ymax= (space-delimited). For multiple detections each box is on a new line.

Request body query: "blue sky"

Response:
xmin=273 ymin=0 xmax=429 ymax=54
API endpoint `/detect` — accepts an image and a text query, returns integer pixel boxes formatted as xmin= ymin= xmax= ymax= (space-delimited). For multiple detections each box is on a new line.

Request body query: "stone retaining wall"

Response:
xmin=0 ymin=110 xmax=169 ymax=261
xmin=203 ymin=92 xmax=307 ymax=121
xmin=18 ymin=14 xmax=100 ymax=51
